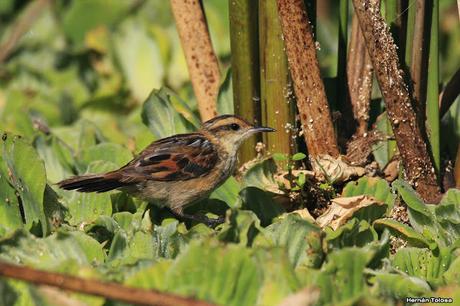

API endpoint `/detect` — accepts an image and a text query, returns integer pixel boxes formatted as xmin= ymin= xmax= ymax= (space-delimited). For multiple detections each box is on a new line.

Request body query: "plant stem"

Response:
xmin=0 ymin=262 xmax=215 ymax=306
xmin=170 ymin=0 xmax=219 ymax=121
xmin=276 ymin=0 xmax=339 ymax=158
xmin=426 ymin=0 xmax=440 ymax=174
xmin=352 ymin=0 xmax=441 ymax=203
xmin=347 ymin=14 xmax=373 ymax=136
xmin=337 ymin=0 xmax=350 ymax=134
xmin=229 ymin=0 xmax=261 ymax=162
xmin=259 ymin=0 xmax=296 ymax=159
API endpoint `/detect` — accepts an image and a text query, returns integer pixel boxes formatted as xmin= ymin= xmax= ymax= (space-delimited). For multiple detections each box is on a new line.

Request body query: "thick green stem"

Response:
xmin=229 ymin=0 xmax=260 ymax=162
xmin=426 ymin=0 xmax=440 ymax=173
xmin=259 ymin=0 xmax=296 ymax=158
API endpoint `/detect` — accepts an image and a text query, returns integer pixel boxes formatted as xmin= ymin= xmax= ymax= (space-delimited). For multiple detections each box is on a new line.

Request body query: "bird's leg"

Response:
xmin=170 ymin=206 xmax=224 ymax=228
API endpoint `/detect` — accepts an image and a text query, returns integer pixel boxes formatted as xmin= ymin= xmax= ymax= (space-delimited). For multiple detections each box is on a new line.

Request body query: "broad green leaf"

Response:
xmin=325 ymin=219 xmax=378 ymax=248
xmin=34 ymin=134 xmax=74 ymax=183
xmin=0 ymin=230 xmax=105 ymax=269
xmin=393 ymin=180 xmax=451 ymax=246
xmin=253 ymin=248 xmax=301 ymax=305
xmin=315 ymin=248 xmax=373 ymax=305
xmin=240 ymin=187 xmax=284 ymax=226
xmin=80 ymin=142 xmax=132 ymax=168
xmin=62 ymin=0 xmax=130 ymax=45
xmin=126 ymin=242 xmax=262 ymax=306
xmin=392 ymin=247 xmax=454 ymax=286
xmin=443 ymin=255 xmax=460 ymax=285
xmin=209 ymin=176 xmax=241 ymax=208
xmin=373 ymin=218 xmax=436 ymax=249
xmin=65 ymin=161 xmax=115 ymax=226
xmin=435 ymin=188 xmax=460 ymax=243
xmin=342 ymin=176 xmax=396 ymax=213
xmin=242 ymin=158 xmax=278 ymax=191
xmin=114 ymin=20 xmax=164 ymax=102
xmin=371 ymin=273 xmax=431 ymax=298
xmin=1 ymin=134 xmax=47 ymax=235
xmin=0 ymin=152 xmax=23 ymax=237
xmin=141 ymin=88 xmax=198 ymax=138
xmin=255 ymin=214 xmax=322 ymax=268
xmin=219 ymin=210 xmax=263 ymax=246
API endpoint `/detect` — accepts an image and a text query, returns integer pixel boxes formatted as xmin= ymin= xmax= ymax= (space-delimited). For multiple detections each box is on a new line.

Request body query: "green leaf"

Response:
xmin=240 ymin=187 xmax=284 ymax=226
xmin=80 ymin=142 xmax=132 ymax=168
xmin=393 ymin=180 xmax=436 ymax=228
xmin=64 ymin=161 xmax=115 ymax=226
xmin=141 ymin=88 xmax=199 ymax=138
xmin=373 ymin=218 xmax=436 ymax=249
xmin=255 ymin=214 xmax=322 ymax=268
xmin=0 ymin=155 xmax=23 ymax=237
xmin=371 ymin=273 xmax=431 ymax=298
xmin=114 ymin=20 xmax=165 ymax=102
xmin=62 ymin=0 xmax=130 ymax=45
xmin=435 ymin=188 xmax=460 ymax=243
xmin=242 ymin=158 xmax=278 ymax=190
xmin=342 ymin=177 xmax=396 ymax=213
xmin=292 ymin=152 xmax=307 ymax=161
xmin=1 ymin=134 xmax=47 ymax=235
xmin=126 ymin=242 xmax=262 ymax=306
xmin=209 ymin=176 xmax=241 ymax=208
xmin=315 ymin=248 xmax=373 ymax=305
xmin=392 ymin=247 xmax=454 ymax=287
xmin=217 ymin=69 xmax=234 ymax=115
xmin=325 ymin=219 xmax=378 ymax=248
xmin=254 ymin=248 xmax=301 ymax=305
xmin=0 ymin=230 xmax=105 ymax=269
xmin=443 ymin=255 xmax=460 ymax=285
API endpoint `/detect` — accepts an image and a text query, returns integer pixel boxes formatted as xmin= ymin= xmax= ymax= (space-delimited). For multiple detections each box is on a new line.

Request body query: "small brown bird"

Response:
xmin=58 ymin=115 xmax=275 ymax=226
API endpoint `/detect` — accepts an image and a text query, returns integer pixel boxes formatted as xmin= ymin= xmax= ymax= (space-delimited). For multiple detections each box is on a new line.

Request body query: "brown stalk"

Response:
xmin=410 ymin=0 xmax=427 ymax=106
xmin=170 ymin=0 xmax=219 ymax=121
xmin=0 ymin=0 xmax=50 ymax=63
xmin=352 ymin=0 xmax=441 ymax=203
xmin=276 ymin=0 xmax=339 ymax=158
xmin=347 ymin=14 xmax=373 ymax=137
xmin=0 ymin=261 xmax=216 ymax=306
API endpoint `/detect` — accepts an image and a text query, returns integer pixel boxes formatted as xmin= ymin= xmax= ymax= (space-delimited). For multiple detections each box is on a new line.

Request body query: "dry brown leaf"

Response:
xmin=287 ymin=209 xmax=315 ymax=223
xmin=311 ymin=155 xmax=366 ymax=183
xmin=277 ymin=287 xmax=320 ymax=306
xmin=316 ymin=195 xmax=384 ymax=230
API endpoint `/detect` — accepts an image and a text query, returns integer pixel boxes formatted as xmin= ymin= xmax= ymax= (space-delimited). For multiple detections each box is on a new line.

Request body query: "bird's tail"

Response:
xmin=57 ymin=172 xmax=125 ymax=193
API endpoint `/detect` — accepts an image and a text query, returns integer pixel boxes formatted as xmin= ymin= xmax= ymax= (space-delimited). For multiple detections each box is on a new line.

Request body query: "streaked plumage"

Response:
xmin=58 ymin=115 xmax=275 ymax=226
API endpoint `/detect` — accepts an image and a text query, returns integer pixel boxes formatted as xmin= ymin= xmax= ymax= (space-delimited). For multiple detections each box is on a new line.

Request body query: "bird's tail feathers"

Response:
xmin=57 ymin=172 xmax=125 ymax=193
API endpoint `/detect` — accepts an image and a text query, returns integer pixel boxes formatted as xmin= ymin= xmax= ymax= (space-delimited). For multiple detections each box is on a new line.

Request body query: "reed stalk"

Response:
xmin=259 ymin=0 xmax=296 ymax=159
xmin=229 ymin=0 xmax=261 ymax=162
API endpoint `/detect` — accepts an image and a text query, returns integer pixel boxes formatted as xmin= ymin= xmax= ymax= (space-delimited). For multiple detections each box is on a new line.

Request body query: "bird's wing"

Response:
xmin=119 ymin=133 xmax=219 ymax=182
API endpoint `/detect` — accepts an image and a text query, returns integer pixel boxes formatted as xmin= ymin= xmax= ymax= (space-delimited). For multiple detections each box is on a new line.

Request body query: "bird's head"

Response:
xmin=201 ymin=115 xmax=275 ymax=152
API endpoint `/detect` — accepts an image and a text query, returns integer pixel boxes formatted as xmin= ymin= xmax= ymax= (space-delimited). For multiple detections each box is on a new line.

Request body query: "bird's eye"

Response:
xmin=230 ymin=123 xmax=240 ymax=131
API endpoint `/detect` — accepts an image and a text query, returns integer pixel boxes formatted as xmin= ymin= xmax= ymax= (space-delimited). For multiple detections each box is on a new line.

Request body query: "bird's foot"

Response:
xmin=170 ymin=209 xmax=225 ymax=228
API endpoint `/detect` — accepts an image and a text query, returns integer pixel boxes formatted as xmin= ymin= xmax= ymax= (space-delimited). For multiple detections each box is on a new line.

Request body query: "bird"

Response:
xmin=58 ymin=114 xmax=275 ymax=226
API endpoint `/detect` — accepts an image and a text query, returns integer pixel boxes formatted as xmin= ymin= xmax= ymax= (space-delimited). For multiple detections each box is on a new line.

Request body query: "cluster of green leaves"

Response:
xmin=1 ymin=1 xmax=460 ymax=305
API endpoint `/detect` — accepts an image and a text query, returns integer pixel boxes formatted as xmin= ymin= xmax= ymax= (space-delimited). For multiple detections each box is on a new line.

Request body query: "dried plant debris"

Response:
xmin=389 ymin=235 xmax=408 ymax=255
xmin=345 ymin=130 xmax=385 ymax=166
xmin=390 ymin=199 xmax=409 ymax=225
xmin=316 ymin=195 xmax=384 ymax=230
xmin=311 ymin=155 xmax=366 ymax=183
xmin=383 ymin=158 xmax=400 ymax=182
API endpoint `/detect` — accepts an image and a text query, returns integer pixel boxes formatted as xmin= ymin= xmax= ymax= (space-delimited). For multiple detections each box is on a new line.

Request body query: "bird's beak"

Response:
xmin=251 ymin=126 xmax=276 ymax=133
